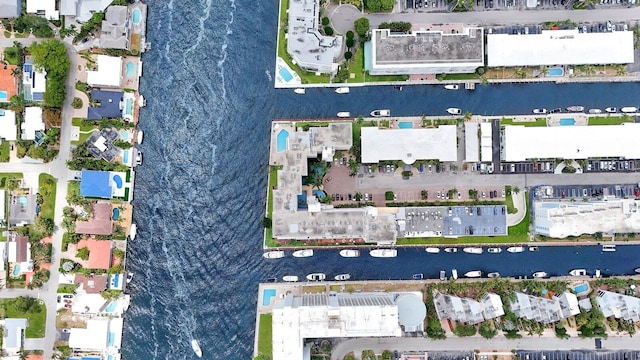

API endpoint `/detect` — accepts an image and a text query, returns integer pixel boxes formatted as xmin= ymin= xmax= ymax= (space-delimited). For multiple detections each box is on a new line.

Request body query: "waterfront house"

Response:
xmin=75 ymin=202 xmax=113 ymax=235
xmin=596 ymin=290 xmax=640 ymax=322
xmin=68 ymin=318 xmax=123 ymax=353
xmin=555 ymin=292 xmax=581 ymax=318
xmin=509 ymin=292 xmax=564 ymax=324
xmin=0 ymin=0 xmax=21 ymax=18
xmin=99 ymin=6 xmax=130 ymax=50
xmin=74 ymin=273 xmax=108 ymax=294
xmin=481 ymin=293 xmax=505 ymax=320
xmin=433 ymin=292 xmax=485 ymax=325
xmin=74 ymin=238 xmax=112 ymax=270
xmin=87 ymin=90 xmax=124 ymax=120
xmin=59 ymin=0 xmax=112 ymax=22
xmin=26 ymin=0 xmax=59 ymax=20
xmin=2 ymin=318 xmax=28 ymax=356
xmin=86 ymin=55 xmax=123 ymax=88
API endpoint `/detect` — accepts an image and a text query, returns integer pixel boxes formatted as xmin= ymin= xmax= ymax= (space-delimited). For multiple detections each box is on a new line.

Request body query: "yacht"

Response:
xmin=487 ymin=247 xmax=502 ymax=254
xmin=129 ymin=223 xmax=137 ymax=241
xmin=135 ymin=151 xmax=143 ymax=166
xmin=588 ymin=108 xmax=603 ymax=114
xmin=306 ymin=273 xmax=326 ymax=281
xmin=463 ymin=247 xmax=483 ymax=254
xmin=335 ymin=87 xmax=350 ymax=94
xmin=263 ymin=251 xmax=285 ymax=259
xmin=487 ymin=272 xmax=500 ymax=278
xmin=602 ymin=244 xmax=616 ymax=252
xmin=464 ymin=270 xmax=482 ymax=278
xmin=621 ymin=106 xmax=638 ymax=113
xmin=549 ymin=107 xmax=563 ymax=113
xmin=532 ymin=271 xmax=548 ymax=278
xmin=294 ymin=88 xmax=306 ymax=95
xmin=282 ymin=275 xmax=299 ymax=282
xmin=528 ymin=247 xmax=539 ymax=252
xmin=533 ymin=108 xmax=547 ymax=114
xmin=595 ymin=269 xmax=601 ymax=278
xmin=451 ymin=269 xmax=458 ymax=280
xmin=191 ymin=339 xmax=202 ymax=358
xmin=337 ymin=112 xmax=351 ymax=118
xmin=339 ymin=249 xmax=360 ymax=258
xmin=444 ymin=248 xmax=458 ymax=253
xmin=605 ymin=107 xmax=617 ymax=113
xmin=444 ymin=84 xmax=459 ymax=90
xmin=292 ymin=249 xmax=313 ymax=258
xmin=566 ymin=105 xmax=584 ymax=112
xmin=413 ymin=273 xmax=424 ymax=280
xmin=126 ymin=272 xmax=133 ymax=284
xmin=425 ymin=247 xmax=441 ymax=254
xmin=370 ymin=249 xmax=397 ymax=258
xmin=370 ymin=109 xmax=391 ymax=117
xmin=507 ymin=246 xmax=525 ymax=253
xmin=634 ymin=268 xmax=640 ymax=274
xmin=569 ymin=269 xmax=587 ymax=276
xmin=446 ymin=108 xmax=462 ymax=115
xmin=136 ymin=130 xmax=144 ymax=144
xmin=335 ymin=274 xmax=351 ymax=281
xmin=439 ymin=270 xmax=446 ymax=281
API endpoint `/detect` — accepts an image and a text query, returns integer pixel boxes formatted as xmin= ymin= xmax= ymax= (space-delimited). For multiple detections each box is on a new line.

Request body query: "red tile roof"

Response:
xmin=0 ymin=65 xmax=18 ymax=101
xmin=77 ymin=238 xmax=112 ymax=270
xmin=15 ymin=235 xmax=28 ymax=263
xmin=74 ymin=274 xmax=108 ymax=293
xmin=75 ymin=202 xmax=113 ymax=235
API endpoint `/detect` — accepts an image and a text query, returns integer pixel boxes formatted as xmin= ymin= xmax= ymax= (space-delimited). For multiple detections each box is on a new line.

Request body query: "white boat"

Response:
xmin=528 ymin=247 xmax=539 ymax=252
xmin=451 ymin=269 xmax=458 ymax=280
xmin=447 ymin=108 xmax=462 ymax=115
xmin=566 ymin=105 xmax=584 ymax=112
xmin=595 ymin=269 xmax=601 ymax=278
xmin=370 ymin=249 xmax=397 ymax=258
xmin=425 ymin=247 xmax=441 ymax=254
xmin=487 ymin=272 xmax=500 ymax=278
xmin=634 ymin=267 xmax=640 ymax=274
xmin=126 ymin=272 xmax=133 ymax=284
xmin=439 ymin=270 xmax=446 ymax=281
xmin=263 ymin=251 xmax=285 ymax=259
xmin=487 ymin=247 xmax=502 ymax=254
xmin=507 ymin=246 xmax=525 ymax=253
xmin=532 ymin=271 xmax=548 ymax=278
xmin=602 ymin=244 xmax=616 ymax=252
xmin=605 ymin=107 xmax=617 ymax=113
xmin=621 ymin=106 xmax=638 ymax=113
xmin=282 ymin=275 xmax=299 ymax=282
xmin=306 ymin=273 xmax=326 ymax=281
xmin=335 ymin=87 xmax=350 ymax=94
xmin=588 ymin=108 xmax=602 ymax=114
xmin=129 ymin=223 xmax=137 ymax=241
xmin=135 ymin=151 xmax=143 ymax=166
xmin=463 ymin=247 xmax=483 ymax=254
xmin=444 ymin=84 xmax=459 ymax=90
xmin=465 ymin=270 xmax=482 ymax=278
xmin=335 ymin=273 xmax=351 ymax=281
xmin=294 ymin=88 xmax=305 ymax=95
xmin=191 ymin=339 xmax=202 ymax=358
xmin=339 ymin=249 xmax=360 ymax=258
xmin=370 ymin=109 xmax=390 ymax=117
xmin=137 ymin=95 xmax=146 ymax=107
xmin=337 ymin=112 xmax=351 ymax=118
xmin=136 ymin=130 xmax=144 ymax=144
xmin=413 ymin=273 xmax=424 ymax=280
xmin=569 ymin=269 xmax=587 ymax=276
xmin=292 ymin=249 xmax=313 ymax=258
xmin=444 ymin=248 xmax=458 ymax=253
xmin=533 ymin=108 xmax=547 ymax=114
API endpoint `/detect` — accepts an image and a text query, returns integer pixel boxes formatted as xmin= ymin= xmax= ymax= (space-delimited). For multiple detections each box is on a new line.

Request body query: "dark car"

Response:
xmin=63 ymin=294 xmax=74 ymax=299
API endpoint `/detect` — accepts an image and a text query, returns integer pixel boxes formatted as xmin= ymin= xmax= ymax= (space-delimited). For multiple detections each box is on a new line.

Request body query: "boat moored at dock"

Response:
xmin=533 ymin=108 xmax=547 ymax=114
xmin=635 ymin=268 xmax=640 ymax=274
xmin=294 ymin=88 xmax=305 ymax=95
xmin=335 ymin=87 xmax=350 ymax=94
xmin=588 ymin=108 xmax=602 ymax=114
xmin=339 ymin=249 xmax=360 ymax=258
xmin=129 ymin=223 xmax=137 ymax=241
xmin=444 ymin=84 xmax=459 ymax=90
xmin=451 ymin=269 xmax=458 ymax=279
xmin=126 ymin=272 xmax=133 ymax=284
xmin=533 ymin=271 xmax=548 ymax=278
xmin=337 ymin=112 xmax=351 ymax=118
xmin=263 ymin=251 xmax=285 ymax=259
xmin=425 ymin=247 xmax=440 ymax=254
xmin=282 ymin=275 xmax=299 ymax=282
xmin=370 ymin=249 xmax=397 ymax=258
xmin=292 ymin=249 xmax=313 ymax=258
xmin=413 ymin=273 xmax=424 ymax=280
xmin=335 ymin=274 xmax=351 ymax=281
xmin=136 ymin=130 xmax=144 ymax=144
xmin=566 ymin=105 xmax=584 ymax=112
xmin=488 ymin=247 xmax=502 ymax=254
xmin=444 ymin=248 xmax=458 ymax=253
xmin=370 ymin=109 xmax=391 ymax=117
xmin=447 ymin=108 xmax=462 ymax=115
xmin=465 ymin=270 xmax=482 ymax=278
xmin=306 ymin=273 xmax=326 ymax=281
xmin=487 ymin=272 xmax=500 ymax=278
xmin=605 ymin=107 xmax=617 ymax=113
xmin=439 ymin=270 xmax=446 ymax=281
xmin=463 ymin=247 xmax=483 ymax=254
xmin=507 ymin=246 xmax=525 ymax=253
xmin=621 ymin=106 xmax=638 ymax=113
xmin=529 ymin=247 xmax=539 ymax=252
xmin=569 ymin=269 xmax=587 ymax=276
xmin=602 ymin=244 xmax=616 ymax=252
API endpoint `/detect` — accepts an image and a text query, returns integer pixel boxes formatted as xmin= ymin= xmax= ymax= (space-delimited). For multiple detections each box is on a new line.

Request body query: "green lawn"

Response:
xmin=71 ymin=117 xmax=98 ymax=145
xmin=38 ymin=173 xmax=57 ymax=220
xmin=265 ymin=166 xmax=282 ymax=248
xmin=3 ymin=47 xmax=19 ymax=65
xmin=0 ymin=141 xmax=9 ymax=162
xmin=257 ymin=314 xmax=273 ymax=357
xmin=588 ymin=116 xmax=634 ymax=125
xmin=57 ymin=284 xmax=79 ymax=293
xmin=1 ymin=298 xmax=47 ymax=338
xmin=0 ymin=172 xmax=23 ymax=189
xmin=440 ymin=73 xmax=479 ymax=80
xmin=501 ymin=118 xmax=547 ymax=127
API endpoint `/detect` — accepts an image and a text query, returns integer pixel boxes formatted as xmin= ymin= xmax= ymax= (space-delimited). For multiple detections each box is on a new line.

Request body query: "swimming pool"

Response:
xmin=547 ymin=67 xmax=564 ymax=77
xmin=123 ymin=151 xmax=129 ymax=163
xmin=112 ymin=273 xmax=120 ymax=287
xmin=120 ymin=130 xmax=130 ymax=141
xmin=112 ymin=174 xmax=123 ymax=189
xmin=559 ymin=118 xmax=575 ymax=126
xmin=278 ymin=67 xmax=293 ymax=82
xmin=132 ymin=8 xmax=141 ymax=25
xmin=398 ymin=121 xmax=413 ymax=129
xmin=0 ymin=91 xmax=7 ymax=101
xmin=262 ymin=289 xmax=276 ymax=306
xmin=312 ymin=189 xmax=326 ymax=200
xmin=126 ymin=62 xmax=135 ymax=77
xmin=12 ymin=264 xmax=20 ymax=276
xmin=125 ymin=98 xmax=134 ymax=116
xmin=18 ymin=196 xmax=27 ymax=205
xmin=107 ymin=331 xmax=115 ymax=345
xmin=574 ymin=283 xmax=589 ymax=293
xmin=105 ymin=301 xmax=117 ymax=313
xmin=276 ymin=129 xmax=289 ymax=152
xmin=112 ymin=208 xmax=120 ymax=220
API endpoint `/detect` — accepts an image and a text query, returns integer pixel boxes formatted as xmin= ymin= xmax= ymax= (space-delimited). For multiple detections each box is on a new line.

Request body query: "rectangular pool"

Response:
xmin=278 ymin=67 xmax=293 ymax=82
xmin=398 ymin=121 xmax=413 ymax=129
xmin=0 ymin=91 xmax=7 ymax=101
xmin=559 ymin=118 xmax=575 ymax=126
xmin=547 ymin=67 xmax=564 ymax=77
xmin=262 ymin=289 xmax=276 ymax=306
xmin=574 ymin=283 xmax=588 ymax=293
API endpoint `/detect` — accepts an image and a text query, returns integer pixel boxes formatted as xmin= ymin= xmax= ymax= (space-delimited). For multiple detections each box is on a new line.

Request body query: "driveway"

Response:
xmin=329 ymin=5 xmax=363 ymax=34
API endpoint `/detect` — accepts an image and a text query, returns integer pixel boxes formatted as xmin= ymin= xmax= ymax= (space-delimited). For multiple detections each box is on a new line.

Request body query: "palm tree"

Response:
xmin=513 ymin=186 xmax=520 ymax=194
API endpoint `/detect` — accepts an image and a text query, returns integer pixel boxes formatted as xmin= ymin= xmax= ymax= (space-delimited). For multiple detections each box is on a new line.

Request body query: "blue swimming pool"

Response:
xmin=547 ymin=67 xmax=564 ymax=77
xmin=112 ymin=208 xmax=120 ymax=220
xmin=123 ymin=151 xmax=129 ymax=163
xmin=18 ymin=196 xmax=27 ymax=205
xmin=105 ymin=301 xmax=117 ymax=313
xmin=125 ymin=98 xmax=134 ymax=115
xmin=120 ymin=130 xmax=130 ymax=140
xmin=398 ymin=121 xmax=413 ymax=129
xmin=107 ymin=331 xmax=115 ymax=345
xmin=113 ymin=174 xmax=123 ymax=189
xmin=574 ymin=283 xmax=589 ymax=293
xmin=12 ymin=264 xmax=20 ymax=276
xmin=0 ymin=91 xmax=7 ymax=101
xmin=278 ymin=67 xmax=293 ymax=82
xmin=312 ymin=189 xmax=326 ymax=200
xmin=126 ymin=62 xmax=135 ymax=77
xmin=262 ymin=289 xmax=276 ymax=306
xmin=112 ymin=273 xmax=120 ymax=287
xmin=559 ymin=118 xmax=575 ymax=126
xmin=276 ymin=129 xmax=289 ymax=152
xmin=132 ymin=8 xmax=141 ymax=24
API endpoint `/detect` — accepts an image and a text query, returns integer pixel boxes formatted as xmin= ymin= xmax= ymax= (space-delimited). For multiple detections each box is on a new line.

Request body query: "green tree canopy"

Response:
xmin=29 ymin=40 xmax=70 ymax=108
xmin=364 ymin=0 xmax=394 ymax=12
xmin=353 ymin=18 xmax=370 ymax=37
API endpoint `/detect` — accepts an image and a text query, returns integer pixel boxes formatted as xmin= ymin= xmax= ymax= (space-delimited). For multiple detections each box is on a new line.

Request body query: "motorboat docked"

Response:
xmin=451 ymin=269 xmax=458 ymax=280
xmin=306 ymin=273 xmax=326 ymax=281
xmin=444 ymin=248 xmax=458 ymax=253
xmin=635 ymin=268 xmax=640 ymax=274
xmin=605 ymin=107 xmax=617 ymax=113
xmin=621 ymin=106 xmax=638 ymax=113
xmin=566 ymin=105 xmax=584 ymax=112
xmin=135 ymin=151 xmax=143 ymax=166
xmin=444 ymin=84 xmax=459 ymax=90
xmin=463 ymin=247 xmax=483 ymax=254
xmin=425 ymin=247 xmax=441 ymax=254
xmin=533 ymin=271 xmax=548 ymax=278
xmin=263 ymin=251 xmax=285 ymax=259
xmin=602 ymin=244 xmax=616 ymax=252
xmin=533 ymin=108 xmax=547 ymax=114
xmin=393 ymin=85 xmax=403 ymax=91
xmin=588 ymin=108 xmax=603 ymax=114
xmin=487 ymin=272 xmax=500 ymax=278
xmin=292 ymin=249 xmax=313 ymax=258
xmin=191 ymin=339 xmax=202 ymax=358
xmin=439 ymin=270 xmax=446 ymax=281
xmin=294 ymin=88 xmax=306 ymax=95
xmin=528 ymin=247 xmax=539 ymax=252
xmin=282 ymin=275 xmax=299 ymax=282
xmin=446 ymin=108 xmax=462 ymax=115
xmin=337 ymin=112 xmax=351 ymax=118
xmin=487 ymin=247 xmax=502 ymax=254
xmin=339 ymin=249 xmax=360 ymax=258
xmin=370 ymin=249 xmax=397 ymax=258
xmin=370 ymin=109 xmax=391 ymax=117
xmin=595 ymin=269 xmax=601 ymax=278
xmin=569 ymin=269 xmax=587 ymax=276
xmin=465 ymin=270 xmax=482 ymax=278
xmin=335 ymin=87 xmax=350 ymax=94
xmin=335 ymin=274 xmax=351 ymax=281
xmin=126 ymin=272 xmax=133 ymax=284
xmin=129 ymin=223 xmax=137 ymax=241
xmin=507 ymin=246 xmax=525 ymax=253
xmin=413 ymin=273 xmax=424 ymax=280
xmin=136 ymin=130 xmax=144 ymax=144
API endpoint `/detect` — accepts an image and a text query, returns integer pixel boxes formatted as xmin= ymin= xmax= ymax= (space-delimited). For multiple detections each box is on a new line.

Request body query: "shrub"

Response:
xmin=76 ymin=247 xmax=90 ymax=260
xmin=325 ymin=26 xmax=334 ymax=36
xmin=346 ymin=38 xmax=355 ymax=48
xmin=385 ymin=191 xmax=394 ymax=201
xmin=344 ymin=51 xmax=352 ymax=60
xmin=71 ymin=97 xmax=83 ymax=109
xmin=453 ymin=323 xmax=477 ymax=337
xmin=354 ymin=18 xmax=370 ymax=37
xmin=346 ymin=30 xmax=354 ymax=39
xmin=322 ymin=17 xmax=330 ymax=26
xmin=476 ymin=67 xmax=486 ymax=75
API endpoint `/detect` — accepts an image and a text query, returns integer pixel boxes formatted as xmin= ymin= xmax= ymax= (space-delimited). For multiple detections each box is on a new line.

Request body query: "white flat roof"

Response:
xmin=503 ymin=124 xmax=640 ymax=161
xmin=361 ymin=126 xmax=457 ymax=164
xmin=0 ymin=110 xmax=17 ymax=141
xmin=26 ymin=0 xmax=59 ymax=20
xmin=480 ymin=122 xmax=493 ymax=162
xmin=464 ymin=122 xmax=479 ymax=162
xmin=487 ymin=30 xmax=634 ymax=66
xmin=69 ymin=318 xmax=108 ymax=350
xmin=22 ymin=107 xmax=44 ymax=141
xmin=87 ymin=55 xmax=123 ymax=87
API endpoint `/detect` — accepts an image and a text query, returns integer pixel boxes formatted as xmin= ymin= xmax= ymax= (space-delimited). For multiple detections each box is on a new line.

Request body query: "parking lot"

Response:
xmin=541 ymin=184 xmax=640 ymax=200
xmin=517 ymin=350 xmax=640 ymax=360
xmin=443 ymin=205 xmax=507 ymax=236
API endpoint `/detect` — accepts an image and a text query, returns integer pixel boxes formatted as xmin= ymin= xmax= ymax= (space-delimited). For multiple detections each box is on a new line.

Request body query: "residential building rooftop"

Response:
xmin=596 ymin=290 xmax=640 ymax=322
xmin=87 ymin=55 xmax=123 ymax=88
xmin=433 ymin=292 xmax=485 ymax=325
xmin=87 ymin=90 xmax=124 ymax=120
xmin=361 ymin=126 xmax=458 ymax=164
xmin=76 ymin=238 xmax=112 ymax=269
xmin=23 ymin=61 xmax=46 ymax=102
xmin=80 ymin=170 xmax=114 ymax=198
xmin=0 ymin=110 xmax=17 ymax=142
xmin=8 ymin=194 xmax=37 ymax=226
xmin=0 ymin=0 xmax=21 ymax=18
xmin=510 ymin=292 xmax=564 ymax=324
xmin=74 ymin=273 xmax=108 ymax=294
xmin=22 ymin=107 xmax=45 ymax=141
xmin=85 ymin=128 xmax=122 ymax=162
xmin=75 ymin=202 xmax=113 ymax=236
xmin=26 ymin=0 xmax=59 ymax=20
xmin=0 ymin=64 xmax=18 ymax=102
xmin=3 ymin=318 xmax=28 ymax=352
xmin=60 ymin=0 xmax=112 ymax=22
xmin=99 ymin=5 xmax=130 ymax=50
